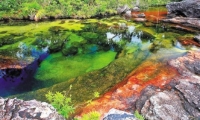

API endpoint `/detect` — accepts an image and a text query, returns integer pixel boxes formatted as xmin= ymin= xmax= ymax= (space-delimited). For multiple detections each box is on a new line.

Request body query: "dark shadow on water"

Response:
xmin=0 ymin=53 xmax=49 ymax=97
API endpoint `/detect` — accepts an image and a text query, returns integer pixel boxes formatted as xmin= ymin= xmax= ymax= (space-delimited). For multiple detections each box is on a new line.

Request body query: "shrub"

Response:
xmin=134 ymin=110 xmax=145 ymax=120
xmin=45 ymin=91 xmax=74 ymax=118
xmin=80 ymin=111 xmax=101 ymax=120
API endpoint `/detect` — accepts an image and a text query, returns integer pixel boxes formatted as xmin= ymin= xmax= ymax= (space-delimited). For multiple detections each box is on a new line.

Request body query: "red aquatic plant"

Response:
xmin=77 ymin=60 xmax=179 ymax=119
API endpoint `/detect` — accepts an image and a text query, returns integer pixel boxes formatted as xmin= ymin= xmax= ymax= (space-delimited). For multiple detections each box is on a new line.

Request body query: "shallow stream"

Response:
xmin=0 ymin=7 xmax=199 ymax=112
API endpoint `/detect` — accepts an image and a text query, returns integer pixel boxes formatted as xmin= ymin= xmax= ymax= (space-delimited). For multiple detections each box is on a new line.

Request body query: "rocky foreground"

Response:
xmin=0 ymin=97 xmax=64 ymax=120
xmin=103 ymin=51 xmax=200 ymax=120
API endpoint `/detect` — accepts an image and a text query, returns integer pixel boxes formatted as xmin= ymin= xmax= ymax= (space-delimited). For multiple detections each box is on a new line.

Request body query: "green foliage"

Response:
xmin=134 ymin=110 xmax=145 ymax=120
xmin=45 ymin=91 xmax=74 ymax=118
xmin=93 ymin=92 xmax=100 ymax=98
xmin=80 ymin=111 xmax=100 ymax=120
xmin=0 ymin=0 xmax=179 ymax=20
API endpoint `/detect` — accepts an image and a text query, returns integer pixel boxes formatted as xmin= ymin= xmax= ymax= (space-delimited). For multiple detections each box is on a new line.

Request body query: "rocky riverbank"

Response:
xmin=0 ymin=97 xmax=64 ymax=120
xmin=162 ymin=0 xmax=200 ymax=31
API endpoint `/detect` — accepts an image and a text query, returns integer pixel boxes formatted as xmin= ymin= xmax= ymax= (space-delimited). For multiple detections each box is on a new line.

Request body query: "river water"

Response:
xmin=0 ymin=7 xmax=199 ymax=111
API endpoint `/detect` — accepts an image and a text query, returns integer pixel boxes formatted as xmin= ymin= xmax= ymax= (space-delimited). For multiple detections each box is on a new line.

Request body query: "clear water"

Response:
xmin=0 ymin=12 xmax=199 ymax=100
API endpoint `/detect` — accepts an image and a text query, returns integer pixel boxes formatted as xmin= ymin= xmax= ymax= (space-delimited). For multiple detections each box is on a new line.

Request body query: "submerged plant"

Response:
xmin=79 ymin=111 xmax=100 ymax=120
xmin=134 ymin=110 xmax=145 ymax=120
xmin=45 ymin=90 xmax=74 ymax=118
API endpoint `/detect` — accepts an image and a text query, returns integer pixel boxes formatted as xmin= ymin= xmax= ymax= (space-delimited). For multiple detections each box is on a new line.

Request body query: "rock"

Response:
xmin=175 ymin=81 xmax=200 ymax=117
xmin=162 ymin=17 xmax=200 ymax=30
xmin=132 ymin=13 xmax=145 ymax=18
xmin=0 ymin=97 xmax=65 ymax=120
xmin=166 ymin=0 xmax=200 ymax=18
xmin=125 ymin=11 xmax=132 ymax=18
xmin=138 ymin=51 xmax=200 ymax=120
xmin=194 ymin=35 xmax=200 ymax=43
xmin=132 ymin=7 xmax=140 ymax=12
xmin=62 ymin=46 xmax=78 ymax=56
xmin=169 ymin=51 xmax=200 ymax=76
xmin=141 ymin=90 xmax=190 ymax=120
xmin=133 ymin=18 xmax=147 ymax=22
xmin=0 ymin=55 xmax=34 ymax=69
xmin=136 ymin=86 xmax=158 ymax=111
xmin=103 ymin=108 xmax=137 ymax=120
xmin=117 ymin=5 xmax=130 ymax=14
xmin=137 ymin=13 xmax=145 ymax=18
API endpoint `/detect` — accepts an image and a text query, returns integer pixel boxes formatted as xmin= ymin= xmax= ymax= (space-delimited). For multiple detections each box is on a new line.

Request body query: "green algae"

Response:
xmin=34 ymin=51 xmax=117 ymax=86
xmin=0 ymin=20 xmax=85 ymax=57
xmin=11 ymin=50 xmax=149 ymax=104
xmin=2 ymin=14 xmax=199 ymax=104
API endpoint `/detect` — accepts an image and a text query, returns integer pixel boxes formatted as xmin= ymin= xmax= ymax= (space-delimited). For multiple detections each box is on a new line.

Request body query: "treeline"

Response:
xmin=0 ymin=0 xmax=179 ymax=20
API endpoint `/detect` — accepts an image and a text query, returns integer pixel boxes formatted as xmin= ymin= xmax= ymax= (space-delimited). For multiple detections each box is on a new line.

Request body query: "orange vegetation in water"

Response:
xmin=132 ymin=9 xmax=167 ymax=22
xmin=77 ymin=60 xmax=179 ymax=119
xmin=178 ymin=37 xmax=200 ymax=47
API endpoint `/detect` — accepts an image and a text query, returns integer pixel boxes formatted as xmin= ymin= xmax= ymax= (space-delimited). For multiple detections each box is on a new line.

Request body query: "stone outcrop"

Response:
xmin=103 ymin=108 xmax=137 ymax=120
xmin=135 ymin=51 xmax=200 ymax=120
xmin=141 ymin=90 xmax=190 ymax=120
xmin=166 ymin=0 xmax=200 ymax=18
xmin=164 ymin=0 xmax=200 ymax=31
xmin=162 ymin=17 xmax=200 ymax=30
xmin=0 ymin=97 xmax=65 ymax=120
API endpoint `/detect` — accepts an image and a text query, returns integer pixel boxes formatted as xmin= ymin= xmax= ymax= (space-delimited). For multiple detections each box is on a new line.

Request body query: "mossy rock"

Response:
xmin=62 ymin=46 xmax=79 ymax=56
xmin=49 ymin=26 xmax=66 ymax=33
xmin=0 ymin=35 xmax=15 ymax=47
xmin=48 ymin=41 xmax=64 ymax=53
xmin=81 ymin=32 xmax=99 ymax=42
xmin=33 ymin=51 xmax=117 ymax=87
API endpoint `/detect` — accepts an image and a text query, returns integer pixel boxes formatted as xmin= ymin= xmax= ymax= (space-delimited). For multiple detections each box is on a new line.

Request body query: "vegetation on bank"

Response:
xmin=0 ymin=0 xmax=180 ymax=20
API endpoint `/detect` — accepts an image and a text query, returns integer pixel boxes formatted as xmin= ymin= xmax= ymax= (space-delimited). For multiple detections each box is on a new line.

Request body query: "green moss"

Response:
xmin=34 ymin=51 xmax=117 ymax=86
xmin=11 ymin=50 xmax=149 ymax=104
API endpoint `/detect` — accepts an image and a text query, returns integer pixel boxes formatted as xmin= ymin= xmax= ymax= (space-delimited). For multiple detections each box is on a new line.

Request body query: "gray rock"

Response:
xmin=168 ymin=51 xmax=200 ymax=77
xmin=133 ymin=18 xmax=147 ymax=22
xmin=194 ymin=35 xmax=200 ymax=43
xmin=117 ymin=5 xmax=130 ymax=14
xmin=141 ymin=90 xmax=190 ymax=120
xmin=136 ymin=86 xmax=158 ymax=111
xmin=125 ymin=10 xmax=132 ymax=18
xmin=175 ymin=81 xmax=200 ymax=117
xmin=132 ymin=7 xmax=140 ymax=12
xmin=166 ymin=0 xmax=200 ymax=18
xmin=103 ymin=108 xmax=137 ymax=120
xmin=137 ymin=13 xmax=145 ymax=18
xmin=162 ymin=17 xmax=200 ymax=30
xmin=0 ymin=97 xmax=65 ymax=120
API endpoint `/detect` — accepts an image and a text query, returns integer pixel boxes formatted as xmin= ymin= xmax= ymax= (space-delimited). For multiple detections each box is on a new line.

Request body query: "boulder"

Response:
xmin=125 ymin=11 xmax=132 ymax=18
xmin=0 ymin=98 xmax=65 ymax=120
xmin=166 ymin=0 xmax=200 ymax=18
xmin=137 ymin=51 xmax=200 ymax=120
xmin=103 ymin=108 xmax=137 ymax=120
xmin=175 ymin=81 xmax=200 ymax=117
xmin=194 ymin=35 xmax=200 ymax=43
xmin=141 ymin=90 xmax=190 ymax=120
xmin=169 ymin=51 xmax=200 ymax=77
xmin=117 ymin=5 xmax=130 ymax=14
xmin=131 ymin=7 xmax=140 ymax=12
